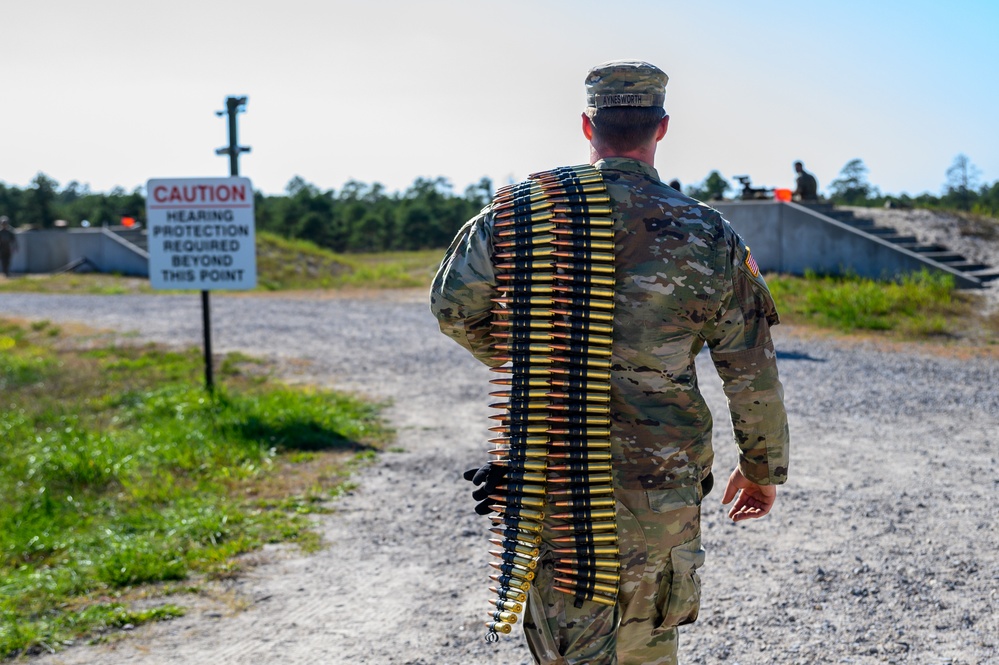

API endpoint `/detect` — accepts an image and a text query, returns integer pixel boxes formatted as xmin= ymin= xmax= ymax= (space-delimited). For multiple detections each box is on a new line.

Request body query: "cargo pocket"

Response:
xmin=523 ymin=549 xmax=565 ymax=663
xmin=652 ymin=536 xmax=705 ymax=634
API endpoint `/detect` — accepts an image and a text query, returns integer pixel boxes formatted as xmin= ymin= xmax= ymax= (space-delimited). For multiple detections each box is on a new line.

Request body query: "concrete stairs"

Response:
xmin=807 ymin=204 xmax=999 ymax=286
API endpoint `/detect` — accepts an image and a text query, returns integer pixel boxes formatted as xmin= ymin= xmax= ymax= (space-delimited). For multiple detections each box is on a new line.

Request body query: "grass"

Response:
xmin=0 ymin=232 xmax=442 ymax=294
xmin=0 ymin=318 xmax=390 ymax=659
xmin=766 ymin=269 xmax=998 ymax=342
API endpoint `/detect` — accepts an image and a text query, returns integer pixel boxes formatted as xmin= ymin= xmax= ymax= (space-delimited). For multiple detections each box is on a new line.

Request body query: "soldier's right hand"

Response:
xmin=462 ymin=461 xmax=508 ymax=515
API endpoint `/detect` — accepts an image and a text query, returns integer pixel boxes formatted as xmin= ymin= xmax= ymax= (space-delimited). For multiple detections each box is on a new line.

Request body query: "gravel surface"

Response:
xmin=1 ymin=289 xmax=997 ymax=665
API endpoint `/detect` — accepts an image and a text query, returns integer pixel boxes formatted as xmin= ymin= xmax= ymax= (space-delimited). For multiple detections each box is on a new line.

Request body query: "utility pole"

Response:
xmin=216 ymin=96 xmax=251 ymax=176
xmin=199 ymin=96 xmax=251 ymax=392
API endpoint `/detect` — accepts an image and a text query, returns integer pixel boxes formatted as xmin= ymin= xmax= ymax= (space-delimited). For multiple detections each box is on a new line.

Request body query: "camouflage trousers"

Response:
xmin=523 ymin=485 xmax=704 ymax=665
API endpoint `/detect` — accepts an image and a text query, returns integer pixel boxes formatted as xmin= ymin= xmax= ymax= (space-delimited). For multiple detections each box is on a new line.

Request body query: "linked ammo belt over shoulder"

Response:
xmin=480 ymin=164 xmax=620 ymax=642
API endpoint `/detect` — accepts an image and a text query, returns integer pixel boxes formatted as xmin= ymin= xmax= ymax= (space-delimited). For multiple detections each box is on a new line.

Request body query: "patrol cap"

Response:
xmin=585 ymin=60 xmax=668 ymax=110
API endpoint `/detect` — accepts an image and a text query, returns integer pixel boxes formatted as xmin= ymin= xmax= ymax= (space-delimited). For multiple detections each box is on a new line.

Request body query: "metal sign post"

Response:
xmin=145 ymin=96 xmax=253 ymax=392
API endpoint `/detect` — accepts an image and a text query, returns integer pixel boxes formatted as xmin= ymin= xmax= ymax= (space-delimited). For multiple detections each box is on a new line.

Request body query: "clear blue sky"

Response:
xmin=2 ymin=0 xmax=997 ymax=199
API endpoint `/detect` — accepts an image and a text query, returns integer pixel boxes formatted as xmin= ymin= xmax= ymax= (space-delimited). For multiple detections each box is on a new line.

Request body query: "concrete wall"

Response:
xmin=713 ymin=201 xmax=980 ymax=288
xmin=8 ymin=228 xmax=149 ymax=277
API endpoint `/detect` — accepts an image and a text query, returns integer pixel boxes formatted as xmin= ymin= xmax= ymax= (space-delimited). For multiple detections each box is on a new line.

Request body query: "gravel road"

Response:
xmin=2 ymin=290 xmax=997 ymax=665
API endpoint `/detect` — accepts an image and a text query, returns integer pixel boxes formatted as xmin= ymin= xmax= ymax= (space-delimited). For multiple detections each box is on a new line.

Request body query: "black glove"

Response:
xmin=462 ymin=461 xmax=508 ymax=515
xmin=701 ymin=471 xmax=714 ymax=498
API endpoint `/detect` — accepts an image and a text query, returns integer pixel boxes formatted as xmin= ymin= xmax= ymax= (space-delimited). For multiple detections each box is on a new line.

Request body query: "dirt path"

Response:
xmin=2 ymin=290 xmax=995 ymax=665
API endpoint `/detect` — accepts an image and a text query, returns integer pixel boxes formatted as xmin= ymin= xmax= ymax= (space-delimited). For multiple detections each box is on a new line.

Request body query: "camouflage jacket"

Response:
xmin=430 ymin=158 xmax=789 ymax=490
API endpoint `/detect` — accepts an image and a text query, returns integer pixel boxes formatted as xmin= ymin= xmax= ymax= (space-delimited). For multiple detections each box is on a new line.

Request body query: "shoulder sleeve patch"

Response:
xmin=745 ymin=246 xmax=760 ymax=277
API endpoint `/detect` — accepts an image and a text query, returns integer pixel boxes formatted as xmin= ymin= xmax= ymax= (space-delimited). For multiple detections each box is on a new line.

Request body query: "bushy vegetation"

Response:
xmin=765 ymin=269 xmax=994 ymax=340
xmin=0 ymin=319 xmax=389 ymax=658
xmin=686 ymin=154 xmax=999 ymax=217
xmin=0 ymin=174 xmax=490 ymax=254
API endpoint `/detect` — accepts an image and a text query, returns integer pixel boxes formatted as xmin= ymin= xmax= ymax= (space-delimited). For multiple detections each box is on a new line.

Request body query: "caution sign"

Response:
xmin=146 ymin=177 xmax=257 ymax=290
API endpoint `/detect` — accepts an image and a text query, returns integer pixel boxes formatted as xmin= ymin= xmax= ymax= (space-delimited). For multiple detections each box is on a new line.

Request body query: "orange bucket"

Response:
xmin=774 ymin=188 xmax=792 ymax=202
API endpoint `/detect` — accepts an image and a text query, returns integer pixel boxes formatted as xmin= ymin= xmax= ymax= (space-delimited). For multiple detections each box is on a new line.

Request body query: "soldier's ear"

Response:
xmin=581 ymin=113 xmax=594 ymax=140
xmin=655 ymin=115 xmax=670 ymax=142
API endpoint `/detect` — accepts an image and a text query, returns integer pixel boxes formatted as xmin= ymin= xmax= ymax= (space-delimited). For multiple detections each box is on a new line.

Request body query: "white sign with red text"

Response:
xmin=146 ymin=177 xmax=257 ymax=290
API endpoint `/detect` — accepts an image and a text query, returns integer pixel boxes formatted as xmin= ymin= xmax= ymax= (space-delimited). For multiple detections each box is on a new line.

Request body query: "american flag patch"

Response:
xmin=745 ymin=248 xmax=759 ymax=277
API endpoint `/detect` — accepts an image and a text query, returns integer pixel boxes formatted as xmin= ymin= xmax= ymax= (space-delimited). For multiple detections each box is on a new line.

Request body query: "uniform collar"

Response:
xmin=593 ymin=157 xmax=661 ymax=181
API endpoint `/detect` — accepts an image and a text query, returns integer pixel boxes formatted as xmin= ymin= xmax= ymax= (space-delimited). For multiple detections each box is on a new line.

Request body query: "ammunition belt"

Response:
xmin=483 ymin=164 xmax=618 ymax=641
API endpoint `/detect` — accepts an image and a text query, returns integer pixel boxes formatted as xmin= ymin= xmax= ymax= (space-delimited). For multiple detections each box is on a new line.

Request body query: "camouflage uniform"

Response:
xmin=430 ymin=61 xmax=789 ymax=665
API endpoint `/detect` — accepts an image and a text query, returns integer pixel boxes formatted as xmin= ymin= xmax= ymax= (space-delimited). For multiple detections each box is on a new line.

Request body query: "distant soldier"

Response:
xmin=0 ymin=216 xmax=18 ymax=277
xmin=431 ymin=60 xmax=790 ymax=665
xmin=793 ymin=161 xmax=819 ymax=201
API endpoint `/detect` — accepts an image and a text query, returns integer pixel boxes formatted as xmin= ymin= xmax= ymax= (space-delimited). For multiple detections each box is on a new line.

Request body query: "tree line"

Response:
xmin=1 ymin=154 xmax=996 ymax=253
xmin=687 ymin=154 xmax=999 ymax=216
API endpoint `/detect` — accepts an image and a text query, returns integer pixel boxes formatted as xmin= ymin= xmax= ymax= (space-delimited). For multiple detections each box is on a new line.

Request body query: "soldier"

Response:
xmin=0 ymin=216 xmax=18 ymax=277
xmin=430 ymin=60 xmax=790 ymax=665
xmin=793 ymin=161 xmax=819 ymax=202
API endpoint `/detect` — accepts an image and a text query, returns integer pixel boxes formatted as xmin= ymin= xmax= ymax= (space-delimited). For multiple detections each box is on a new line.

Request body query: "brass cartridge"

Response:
xmin=550 ymin=519 xmax=618 ymax=531
xmin=551 ymin=226 xmax=615 ymax=240
xmin=547 ymin=440 xmax=613 ymax=451
xmin=554 ymin=261 xmax=615 ymax=275
xmin=553 ymin=567 xmax=621 ymax=583
xmin=494 ymin=223 xmax=557 ymax=238
xmin=490 ymin=366 xmax=552 ymax=378
xmin=548 ymin=450 xmax=613 ymax=463
xmin=492 ymin=295 xmax=555 ymax=307
xmin=490 ymin=610 xmax=519 ymax=625
xmin=551 ymin=296 xmax=614 ymax=312
xmin=490 ymin=525 xmax=544 ymax=544
xmin=489 ymin=387 xmax=552 ymax=400
xmin=545 ymin=391 xmax=611 ymax=404
xmin=485 ymin=621 xmax=514 ymax=635
xmin=552 ymin=531 xmax=619 ymax=544
xmin=490 ymin=331 xmax=553 ymax=344
xmin=495 ymin=342 xmax=555 ymax=355
xmin=551 ymin=284 xmax=616 ymax=300
xmin=489 ymin=503 xmax=545 ymax=520
xmin=488 ymin=434 xmax=548 ymax=446
xmin=490 ymin=573 xmax=531 ymax=591
xmin=557 ymin=557 xmax=621 ymax=569
xmin=489 ymin=561 xmax=536 ymax=581
xmin=491 ymin=319 xmax=555 ymax=330
xmin=488 ymin=493 xmax=546 ymax=509
xmin=552 ymin=216 xmax=614 ymax=228
xmin=548 ymin=366 xmax=612 ymax=381
xmin=489 ymin=460 xmax=547 ymax=474
xmin=552 ymin=578 xmax=619 ymax=597
xmin=546 ymin=410 xmax=611 ymax=423
xmin=490 ymin=539 xmax=540 ymax=558
xmin=550 ymin=308 xmax=614 ymax=323
xmin=489 ymin=376 xmax=551 ymax=388
xmin=546 ymin=463 xmax=613 ymax=475
xmin=552 ymin=204 xmax=613 ymax=217
xmin=549 ymin=344 xmax=613 ymax=359
xmin=490 ymin=586 xmax=528 ymax=603
xmin=546 ymin=354 xmax=612 ymax=369
xmin=546 ymin=473 xmax=614 ymax=485
xmin=496 ymin=271 xmax=556 ymax=283
xmin=494 ymin=210 xmax=555 ymax=226
xmin=491 ymin=512 xmax=545 ymax=530
xmin=488 ymin=423 xmax=550 ymax=435
xmin=552 ymin=319 xmax=614 ymax=335
xmin=552 ymin=249 xmax=616 ymax=263
xmin=548 ymin=377 xmax=611 ymax=392
xmin=551 ymin=238 xmax=616 ymax=252
xmin=552 ymin=545 xmax=619 ymax=557
xmin=552 ymin=496 xmax=616 ymax=508
xmin=549 ymin=507 xmax=616 ymax=520
xmin=544 ymin=428 xmax=612 ymax=439
xmin=494 ymin=233 xmax=555 ymax=249
xmin=494 ymin=247 xmax=556 ymax=260
xmin=490 ymin=550 xmax=539 ymax=570
xmin=553 ymin=589 xmax=617 ymax=607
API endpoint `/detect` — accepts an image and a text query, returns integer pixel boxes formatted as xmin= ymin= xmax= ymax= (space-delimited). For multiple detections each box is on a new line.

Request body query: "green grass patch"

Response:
xmin=766 ymin=269 xmax=991 ymax=339
xmin=0 ymin=319 xmax=390 ymax=658
xmin=0 ymin=232 xmax=442 ymax=294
